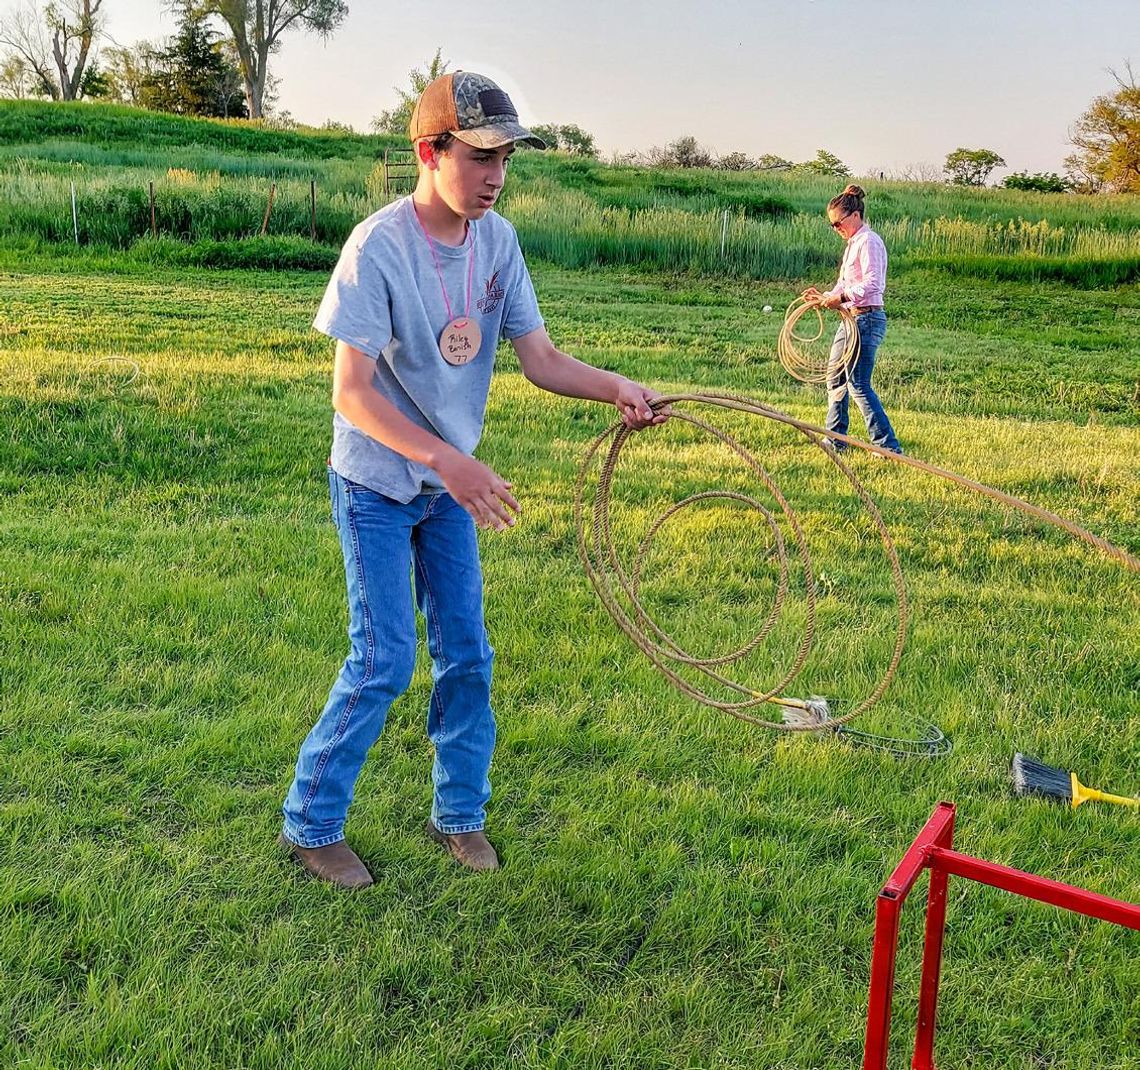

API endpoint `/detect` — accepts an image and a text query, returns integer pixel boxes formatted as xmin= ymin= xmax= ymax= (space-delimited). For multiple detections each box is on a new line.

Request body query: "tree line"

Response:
xmin=1 ymin=10 xmax=1137 ymax=195
xmin=0 ymin=0 xmax=344 ymax=119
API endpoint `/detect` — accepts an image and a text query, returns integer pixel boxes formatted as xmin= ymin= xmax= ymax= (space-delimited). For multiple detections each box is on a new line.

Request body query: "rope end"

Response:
xmin=779 ymin=696 xmax=832 ymax=728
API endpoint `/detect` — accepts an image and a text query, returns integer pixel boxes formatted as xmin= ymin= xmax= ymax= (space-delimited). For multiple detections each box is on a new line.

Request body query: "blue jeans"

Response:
xmin=282 ymin=470 xmax=495 ymax=848
xmin=825 ymin=310 xmax=901 ymax=451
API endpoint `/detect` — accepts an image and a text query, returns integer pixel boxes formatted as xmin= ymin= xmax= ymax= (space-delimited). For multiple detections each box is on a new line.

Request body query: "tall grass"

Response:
xmin=887 ymin=216 xmax=1140 ymax=258
xmin=4 ymin=100 xmax=1140 ymax=285
xmin=515 ymin=151 xmax=1140 ymax=231
xmin=498 ymin=179 xmax=1140 ymax=283
xmin=501 ymin=180 xmax=832 ymax=277
xmin=0 ymin=164 xmax=372 ymax=246
xmin=0 ymin=99 xmax=397 ymax=159
xmin=0 ymin=141 xmax=340 ymax=179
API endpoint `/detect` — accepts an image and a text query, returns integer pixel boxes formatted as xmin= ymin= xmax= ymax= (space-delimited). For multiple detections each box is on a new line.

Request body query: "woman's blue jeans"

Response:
xmin=282 ymin=470 xmax=495 ymax=848
xmin=825 ymin=309 xmax=901 ymax=451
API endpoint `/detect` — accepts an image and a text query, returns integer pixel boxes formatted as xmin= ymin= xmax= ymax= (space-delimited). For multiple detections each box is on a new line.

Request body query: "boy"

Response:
xmin=280 ymin=71 xmax=666 ymax=889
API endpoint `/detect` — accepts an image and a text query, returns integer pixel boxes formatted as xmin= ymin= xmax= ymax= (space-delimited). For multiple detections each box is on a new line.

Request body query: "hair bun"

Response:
xmin=843 ymin=184 xmax=865 ymax=198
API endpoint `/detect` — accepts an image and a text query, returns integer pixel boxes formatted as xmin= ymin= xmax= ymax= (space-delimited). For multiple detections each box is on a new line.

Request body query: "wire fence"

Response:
xmin=7 ymin=165 xmax=1140 ymax=285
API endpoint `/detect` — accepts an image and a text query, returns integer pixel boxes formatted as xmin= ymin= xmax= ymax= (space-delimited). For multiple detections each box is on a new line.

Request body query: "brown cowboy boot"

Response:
xmin=425 ymin=820 xmax=500 ymax=872
xmin=278 ymin=833 xmax=374 ymax=890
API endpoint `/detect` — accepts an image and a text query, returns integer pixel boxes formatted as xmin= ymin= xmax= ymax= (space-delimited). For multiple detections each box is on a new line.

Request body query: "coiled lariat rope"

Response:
xmin=778 ymin=297 xmax=859 ymax=385
xmin=575 ymin=391 xmax=1140 ymax=738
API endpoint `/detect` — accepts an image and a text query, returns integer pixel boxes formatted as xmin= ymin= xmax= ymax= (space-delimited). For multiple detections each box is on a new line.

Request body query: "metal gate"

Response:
xmin=382 ymin=147 xmax=417 ymax=198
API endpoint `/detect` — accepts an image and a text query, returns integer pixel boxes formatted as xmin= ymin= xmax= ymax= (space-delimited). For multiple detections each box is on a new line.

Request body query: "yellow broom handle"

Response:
xmin=1083 ymin=787 xmax=1140 ymax=809
xmin=1073 ymin=774 xmax=1140 ymax=809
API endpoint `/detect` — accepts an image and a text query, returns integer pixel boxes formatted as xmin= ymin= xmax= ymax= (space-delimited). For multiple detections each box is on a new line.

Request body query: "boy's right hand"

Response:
xmin=436 ymin=451 xmax=520 ymax=531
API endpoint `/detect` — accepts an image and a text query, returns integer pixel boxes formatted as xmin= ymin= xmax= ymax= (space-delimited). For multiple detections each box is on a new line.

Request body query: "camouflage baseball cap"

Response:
xmin=409 ymin=71 xmax=546 ymax=149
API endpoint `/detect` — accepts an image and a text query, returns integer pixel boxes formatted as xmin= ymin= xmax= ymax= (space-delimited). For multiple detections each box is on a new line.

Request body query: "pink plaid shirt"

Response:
xmin=826 ymin=224 xmax=888 ymax=308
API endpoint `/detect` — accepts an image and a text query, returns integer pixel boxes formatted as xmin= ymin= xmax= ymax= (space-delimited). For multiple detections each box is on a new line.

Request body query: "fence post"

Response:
xmin=71 ymin=182 xmax=79 ymax=244
xmin=310 ymin=179 xmax=316 ymax=241
xmin=260 ymin=181 xmax=277 ymax=237
xmin=149 ymin=181 xmax=157 ymax=238
xmin=720 ymin=209 xmax=728 ymax=259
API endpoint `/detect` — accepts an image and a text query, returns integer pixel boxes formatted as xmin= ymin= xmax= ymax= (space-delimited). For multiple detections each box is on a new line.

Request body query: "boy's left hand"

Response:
xmin=615 ymin=379 xmax=669 ymax=430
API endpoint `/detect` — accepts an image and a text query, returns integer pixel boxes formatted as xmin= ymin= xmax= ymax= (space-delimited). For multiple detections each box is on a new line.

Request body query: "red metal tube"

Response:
xmin=863 ymin=889 xmax=903 ymax=1070
xmin=911 ymin=806 xmax=956 ymax=1069
xmin=929 ymin=847 xmax=1140 ymax=929
xmin=865 ymin=804 xmax=1140 ymax=1070
xmin=883 ymin=802 xmax=957 ymax=900
xmin=863 ymin=803 xmax=957 ymax=1069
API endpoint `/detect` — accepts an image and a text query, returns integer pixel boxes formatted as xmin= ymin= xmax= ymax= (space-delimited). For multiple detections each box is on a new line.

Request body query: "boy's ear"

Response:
xmin=416 ymin=139 xmax=438 ymax=169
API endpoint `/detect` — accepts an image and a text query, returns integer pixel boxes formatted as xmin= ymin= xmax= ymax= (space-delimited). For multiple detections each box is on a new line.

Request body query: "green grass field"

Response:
xmin=1 ymin=104 xmax=1139 ymax=1069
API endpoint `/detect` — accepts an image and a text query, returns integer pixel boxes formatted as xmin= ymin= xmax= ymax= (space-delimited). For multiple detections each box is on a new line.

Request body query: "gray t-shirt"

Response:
xmin=314 ymin=196 xmax=544 ymax=502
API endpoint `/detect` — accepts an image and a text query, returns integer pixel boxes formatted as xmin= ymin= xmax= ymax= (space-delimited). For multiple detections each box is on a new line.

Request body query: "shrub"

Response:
xmin=1002 ymin=171 xmax=1070 ymax=193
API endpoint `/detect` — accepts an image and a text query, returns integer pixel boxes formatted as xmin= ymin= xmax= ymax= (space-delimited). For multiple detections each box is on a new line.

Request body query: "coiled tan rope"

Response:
xmin=778 ymin=296 xmax=859 ymax=385
xmin=576 ymin=391 xmax=1140 ymax=732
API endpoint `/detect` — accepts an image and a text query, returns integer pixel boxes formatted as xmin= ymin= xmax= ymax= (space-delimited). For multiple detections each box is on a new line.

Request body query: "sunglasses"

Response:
xmin=830 ymin=212 xmax=853 ymax=230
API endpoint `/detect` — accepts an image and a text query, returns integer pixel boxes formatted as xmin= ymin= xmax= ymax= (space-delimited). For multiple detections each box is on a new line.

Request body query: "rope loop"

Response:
xmin=778 ymin=297 xmax=859 ymax=386
xmin=575 ymin=392 xmax=1140 ymax=735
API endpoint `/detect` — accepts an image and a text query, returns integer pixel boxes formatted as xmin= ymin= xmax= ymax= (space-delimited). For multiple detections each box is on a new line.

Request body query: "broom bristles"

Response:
xmin=1012 ymin=752 xmax=1073 ymax=802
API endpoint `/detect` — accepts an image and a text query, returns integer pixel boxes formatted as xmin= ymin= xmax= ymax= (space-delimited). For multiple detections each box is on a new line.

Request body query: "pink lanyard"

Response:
xmin=412 ymin=204 xmax=476 ymax=324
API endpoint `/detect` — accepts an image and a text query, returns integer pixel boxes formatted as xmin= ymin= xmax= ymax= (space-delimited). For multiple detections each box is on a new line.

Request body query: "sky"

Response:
xmin=100 ymin=0 xmax=1138 ymax=177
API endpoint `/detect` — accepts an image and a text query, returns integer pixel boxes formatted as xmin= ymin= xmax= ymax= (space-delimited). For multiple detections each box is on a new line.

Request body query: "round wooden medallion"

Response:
xmin=439 ymin=317 xmax=482 ymax=366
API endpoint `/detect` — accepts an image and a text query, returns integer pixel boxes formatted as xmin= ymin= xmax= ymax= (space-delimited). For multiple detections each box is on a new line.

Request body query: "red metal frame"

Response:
xmin=862 ymin=802 xmax=1140 ymax=1070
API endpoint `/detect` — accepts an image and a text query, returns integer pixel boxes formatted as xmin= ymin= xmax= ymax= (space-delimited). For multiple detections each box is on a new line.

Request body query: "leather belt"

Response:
xmin=852 ymin=305 xmax=884 ymax=315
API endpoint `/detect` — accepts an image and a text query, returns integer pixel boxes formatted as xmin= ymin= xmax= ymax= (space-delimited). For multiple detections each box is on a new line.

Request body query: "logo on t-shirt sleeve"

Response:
xmin=476 ymin=270 xmax=506 ymax=315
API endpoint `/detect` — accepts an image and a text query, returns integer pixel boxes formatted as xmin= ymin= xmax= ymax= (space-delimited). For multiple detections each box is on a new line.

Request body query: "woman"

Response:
xmin=802 ymin=184 xmax=903 ymax=455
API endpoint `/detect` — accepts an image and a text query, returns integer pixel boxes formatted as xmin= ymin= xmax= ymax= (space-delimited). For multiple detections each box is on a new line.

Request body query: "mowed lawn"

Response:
xmin=1 ymin=252 xmax=1138 ymax=1069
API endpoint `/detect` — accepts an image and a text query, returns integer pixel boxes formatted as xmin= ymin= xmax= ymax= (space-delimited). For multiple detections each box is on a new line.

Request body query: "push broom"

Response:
xmin=1012 ymin=752 xmax=1139 ymax=810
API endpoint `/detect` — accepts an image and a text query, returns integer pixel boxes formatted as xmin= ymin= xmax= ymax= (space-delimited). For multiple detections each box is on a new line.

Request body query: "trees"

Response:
xmin=628 ymin=145 xmax=794 ymax=171
xmin=878 ymin=161 xmax=944 ymax=183
xmin=717 ymin=151 xmax=755 ymax=171
xmin=944 ymin=147 xmax=1005 ymax=186
xmin=556 ymin=123 xmax=596 ymax=157
xmin=101 ymin=41 xmax=157 ymax=105
xmin=1002 ymin=171 xmax=1069 ymax=193
xmin=0 ymin=0 xmax=105 ymax=100
xmin=665 ymin=135 xmax=713 ymax=168
xmin=723 ymin=152 xmax=754 ymax=171
xmin=370 ymin=47 xmax=448 ymax=135
xmin=755 ymin=153 xmax=792 ymax=171
xmin=197 ymin=0 xmax=347 ymax=120
xmin=1065 ymin=67 xmax=1140 ymax=193
xmin=140 ymin=6 xmax=247 ymax=118
xmin=528 ymin=122 xmax=598 ymax=157
xmin=529 ymin=122 xmax=559 ymax=150
xmin=0 ymin=53 xmax=42 ymax=97
xmin=77 ymin=57 xmax=109 ymax=97
xmin=795 ymin=149 xmax=850 ymax=176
